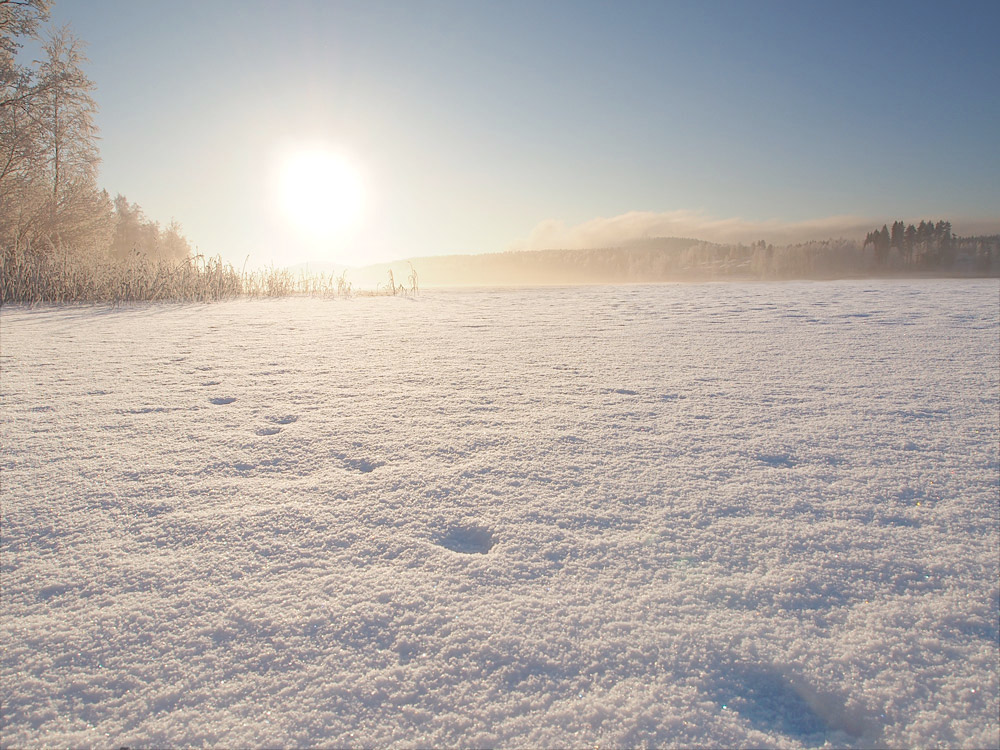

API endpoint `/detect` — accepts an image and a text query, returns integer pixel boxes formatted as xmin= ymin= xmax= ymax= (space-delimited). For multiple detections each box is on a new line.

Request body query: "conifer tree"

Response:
xmin=891 ymin=220 xmax=904 ymax=249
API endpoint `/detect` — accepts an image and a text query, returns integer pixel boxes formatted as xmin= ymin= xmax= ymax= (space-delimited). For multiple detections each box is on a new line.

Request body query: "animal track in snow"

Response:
xmin=38 ymin=582 xmax=70 ymax=600
xmin=706 ymin=664 xmax=864 ymax=741
xmin=758 ymin=453 xmax=795 ymax=468
xmin=200 ymin=380 xmax=221 ymax=387
xmin=209 ymin=396 xmax=236 ymax=405
xmin=267 ymin=415 xmax=298 ymax=425
xmin=437 ymin=526 xmax=496 ymax=555
xmin=344 ymin=457 xmax=379 ymax=474
xmin=256 ymin=427 xmax=281 ymax=436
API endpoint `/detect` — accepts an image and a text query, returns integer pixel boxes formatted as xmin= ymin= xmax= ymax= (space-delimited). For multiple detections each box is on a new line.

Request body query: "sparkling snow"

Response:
xmin=2 ymin=280 xmax=998 ymax=748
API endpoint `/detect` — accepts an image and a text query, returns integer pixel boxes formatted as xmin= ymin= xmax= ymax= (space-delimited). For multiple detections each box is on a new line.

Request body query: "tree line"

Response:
xmin=357 ymin=229 xmax=997 ymax=288
xmin=1 ymin=0 xmax=190 ymax=264
xmin=863 ymin=219 xmax=959 ymax=268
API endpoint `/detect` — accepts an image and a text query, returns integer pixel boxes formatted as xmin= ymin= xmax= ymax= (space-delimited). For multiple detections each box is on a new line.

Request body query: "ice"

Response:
xmin=1 ymin=280 xmax=997 ymax=747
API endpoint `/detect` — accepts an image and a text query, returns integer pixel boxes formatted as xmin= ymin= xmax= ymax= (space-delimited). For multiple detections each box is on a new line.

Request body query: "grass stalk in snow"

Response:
xmin=0 ymin=247 xmax=410 ymax=304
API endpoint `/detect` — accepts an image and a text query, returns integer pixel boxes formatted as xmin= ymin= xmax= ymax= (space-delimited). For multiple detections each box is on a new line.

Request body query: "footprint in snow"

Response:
xmin=210 ymin=396 xmax=237 ymax=405
xmin=344 ymin=457 xmax=379 ymax=473
xmin=267 ymin=414 xmax=298 ymax=425
xmin=256 ymin=426 xmax=281 ymax=436
xmin=437 ymin=526 xmax=496 ymax=555
xmin=758 ymin=453 xmax=795 ymax=468
xmin=606 ymin=387 xmax=640 ymax=396
xmin=38 ymin=582 xmax=70 ymax=600
xmin=709 ymin=665 xmax=834 ymax=739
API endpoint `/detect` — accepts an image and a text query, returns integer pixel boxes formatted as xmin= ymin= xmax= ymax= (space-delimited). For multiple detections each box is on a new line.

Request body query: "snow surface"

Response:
xmin=1 ymin=280 xmax=998 ymax=748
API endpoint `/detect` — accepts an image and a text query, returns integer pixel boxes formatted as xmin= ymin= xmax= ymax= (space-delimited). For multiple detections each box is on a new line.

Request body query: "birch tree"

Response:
xmin=0 ymin=0 xmax=50 ymax=253
xmin=32 ymin=26 xmax=110 ymax=252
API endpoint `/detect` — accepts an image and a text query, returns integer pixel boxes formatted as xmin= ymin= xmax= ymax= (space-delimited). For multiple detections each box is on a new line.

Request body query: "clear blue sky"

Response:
xmin=40 ymin=0 xmax=1000 ymax=267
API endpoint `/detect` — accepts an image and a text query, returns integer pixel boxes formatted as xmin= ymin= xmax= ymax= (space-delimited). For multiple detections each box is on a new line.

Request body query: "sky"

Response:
xmin=33 ymin=0 xmax=1000 ymax=268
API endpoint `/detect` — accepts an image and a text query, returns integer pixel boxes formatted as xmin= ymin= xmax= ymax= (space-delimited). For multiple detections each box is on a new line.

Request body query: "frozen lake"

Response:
xmin=2 ymin=280 xmax=998 ymax=747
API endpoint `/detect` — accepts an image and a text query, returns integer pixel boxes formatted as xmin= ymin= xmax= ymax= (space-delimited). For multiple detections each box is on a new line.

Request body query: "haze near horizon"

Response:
xmin=33 ymin=0 xmax=1000 ymax=269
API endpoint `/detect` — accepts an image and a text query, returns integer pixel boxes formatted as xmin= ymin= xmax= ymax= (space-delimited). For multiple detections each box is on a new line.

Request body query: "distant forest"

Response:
xmin=359 ymin=229 xmax=999 ymax=288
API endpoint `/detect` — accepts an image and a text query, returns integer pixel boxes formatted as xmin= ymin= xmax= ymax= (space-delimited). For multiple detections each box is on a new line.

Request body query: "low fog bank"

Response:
xmin=517 ymin=211 xmax=875 ymax=251
xmin=348 ymin=233 xmax=1000 ymax=289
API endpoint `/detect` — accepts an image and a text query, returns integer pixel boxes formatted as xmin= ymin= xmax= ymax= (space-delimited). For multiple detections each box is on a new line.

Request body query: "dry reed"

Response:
xmin=0 ymin=248 xmax=410 ymax=305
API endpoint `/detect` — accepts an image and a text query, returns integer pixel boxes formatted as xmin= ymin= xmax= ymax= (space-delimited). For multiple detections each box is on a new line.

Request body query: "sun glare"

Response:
xmin=277 ymin=148 xmax=365 ymax=243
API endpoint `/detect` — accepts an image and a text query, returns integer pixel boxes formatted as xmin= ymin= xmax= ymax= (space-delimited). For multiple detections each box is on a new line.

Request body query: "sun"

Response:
xmin=277 ymin=148 xmax=365 ymax=242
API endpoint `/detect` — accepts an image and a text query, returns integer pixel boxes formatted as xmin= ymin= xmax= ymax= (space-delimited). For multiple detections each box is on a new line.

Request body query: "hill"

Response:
xmin=347 ymin=233 xmax=1000 ymax=288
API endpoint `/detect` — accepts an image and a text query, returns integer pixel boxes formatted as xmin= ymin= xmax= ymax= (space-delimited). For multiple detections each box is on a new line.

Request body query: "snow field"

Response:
xmin=1 ymin=280 xmax=998 ymax=748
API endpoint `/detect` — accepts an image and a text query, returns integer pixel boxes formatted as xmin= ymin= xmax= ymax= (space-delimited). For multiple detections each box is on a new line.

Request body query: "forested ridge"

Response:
xmin=360 ymin=229 xmax=999 ymax=288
